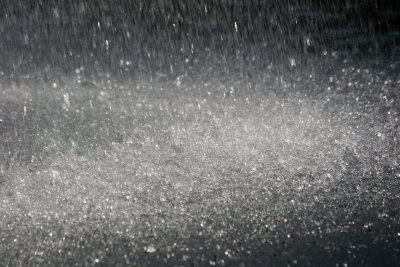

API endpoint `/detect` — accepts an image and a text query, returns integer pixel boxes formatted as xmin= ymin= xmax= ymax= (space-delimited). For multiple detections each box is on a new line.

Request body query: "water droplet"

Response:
xmin=144 ymin=245 xmax=156 ymax=253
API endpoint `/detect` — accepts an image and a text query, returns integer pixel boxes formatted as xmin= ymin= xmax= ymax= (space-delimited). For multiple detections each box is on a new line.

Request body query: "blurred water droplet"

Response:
xmin=144 ymin=245 xmax=156 ymax=253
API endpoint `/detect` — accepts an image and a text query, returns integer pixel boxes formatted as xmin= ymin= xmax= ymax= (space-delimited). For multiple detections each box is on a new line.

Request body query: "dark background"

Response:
xmin=1 ymin=0 xmax=400 ymax=75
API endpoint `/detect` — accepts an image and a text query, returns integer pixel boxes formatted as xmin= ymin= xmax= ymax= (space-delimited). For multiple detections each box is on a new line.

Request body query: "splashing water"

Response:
xmin=1 ymin=1 xmax=400 ymax=266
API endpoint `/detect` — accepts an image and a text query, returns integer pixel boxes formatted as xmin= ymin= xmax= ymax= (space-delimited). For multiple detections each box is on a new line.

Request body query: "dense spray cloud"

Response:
xmin=1 ymin=1 xmax=400 ymax=266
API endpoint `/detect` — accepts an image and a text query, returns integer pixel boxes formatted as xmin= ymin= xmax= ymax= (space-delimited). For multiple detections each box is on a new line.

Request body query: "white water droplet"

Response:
xmin=144 ymin=245 xmax=156 ymax=253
